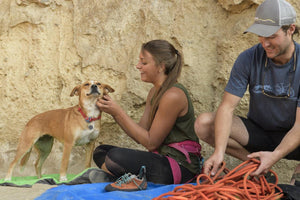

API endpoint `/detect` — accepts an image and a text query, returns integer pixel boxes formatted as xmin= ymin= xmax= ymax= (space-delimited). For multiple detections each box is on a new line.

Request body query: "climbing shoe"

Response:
xmin=105 ymin=166 xmax=147 ymax=192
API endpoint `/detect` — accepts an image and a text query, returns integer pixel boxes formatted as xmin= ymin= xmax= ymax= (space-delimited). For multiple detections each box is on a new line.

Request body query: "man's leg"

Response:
xmin=194 ymin=112 xmax=250 ymax=161
xmin=291 ymin=163 xmax=300 ymax=185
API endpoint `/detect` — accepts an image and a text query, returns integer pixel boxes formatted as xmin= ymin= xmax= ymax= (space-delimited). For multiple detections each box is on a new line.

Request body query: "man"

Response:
xmin=195 ymin=0 xmax=300 ymax=184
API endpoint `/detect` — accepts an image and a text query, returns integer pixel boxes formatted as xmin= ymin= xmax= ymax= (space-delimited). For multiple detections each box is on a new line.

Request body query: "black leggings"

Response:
xmin=93 ymin=144 xmax=195 ymax=184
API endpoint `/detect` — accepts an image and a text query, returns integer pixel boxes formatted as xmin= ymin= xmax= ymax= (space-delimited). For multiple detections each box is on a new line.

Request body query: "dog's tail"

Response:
xmin=19 ymin=148 xmax=32 ymax=171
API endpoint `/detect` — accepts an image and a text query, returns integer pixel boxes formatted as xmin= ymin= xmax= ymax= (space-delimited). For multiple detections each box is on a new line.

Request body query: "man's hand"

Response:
xmin=204 ymin=152 xmax=224 ymax=176
xmin=247 ymin=151 xmax=278 ymax=177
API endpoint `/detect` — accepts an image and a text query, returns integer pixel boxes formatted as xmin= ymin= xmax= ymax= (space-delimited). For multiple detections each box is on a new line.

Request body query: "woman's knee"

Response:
xmin=93 ymin=145 xmax=115 ymax=168
xmin=105 ymin=149 xmax=127 ymax=176
xmin=194 ymin=112 xmax=215 ymax=142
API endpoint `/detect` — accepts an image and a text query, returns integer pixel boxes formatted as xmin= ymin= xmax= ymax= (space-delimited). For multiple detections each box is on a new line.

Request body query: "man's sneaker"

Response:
xmin=105 ymin=166 xmax=147 ymax=192
xmin=89 ymin=169 xmax=117 ymax=183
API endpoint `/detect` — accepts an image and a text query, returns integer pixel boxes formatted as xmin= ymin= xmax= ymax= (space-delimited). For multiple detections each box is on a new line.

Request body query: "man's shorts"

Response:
xmin=239 ymin=116 xmax=300 ymax=161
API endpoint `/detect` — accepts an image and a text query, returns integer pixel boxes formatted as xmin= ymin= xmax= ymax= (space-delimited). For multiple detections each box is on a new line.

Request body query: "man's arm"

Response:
xmin=204 ymin=92 xmax=241 ymax=175
xmin=249 ymin=107 xmax=300 ymax=176
xmin=214 ymin=92 xmax=242 ymax=156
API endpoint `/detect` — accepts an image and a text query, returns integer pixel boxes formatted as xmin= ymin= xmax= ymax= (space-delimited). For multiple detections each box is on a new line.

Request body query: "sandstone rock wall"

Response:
xmin=0 ymin=0 xmax=299 ymax=183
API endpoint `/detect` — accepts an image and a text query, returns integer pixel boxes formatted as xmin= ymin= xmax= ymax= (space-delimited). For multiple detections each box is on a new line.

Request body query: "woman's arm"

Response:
xmin=97 ymin=86 xmax=188 ymax=151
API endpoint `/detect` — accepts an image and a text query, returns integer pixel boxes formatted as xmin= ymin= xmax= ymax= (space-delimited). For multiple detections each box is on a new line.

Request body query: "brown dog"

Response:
xmin=5 ymin=80 xmax=114 ymax=181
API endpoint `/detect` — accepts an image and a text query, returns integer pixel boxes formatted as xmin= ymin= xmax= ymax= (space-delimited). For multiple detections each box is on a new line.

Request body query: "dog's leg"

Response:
xmin=34 ymin=135 xmax=54 ymax=179
xmin=85 ymin=141 xmax=96 ymax=169
xmin=5 ymin=148 xmax=32 ymax=181
xmin=59 ymin=142 xmax=73 ymax=182
xmin=5 ymin=134 xmax=37 ymax=181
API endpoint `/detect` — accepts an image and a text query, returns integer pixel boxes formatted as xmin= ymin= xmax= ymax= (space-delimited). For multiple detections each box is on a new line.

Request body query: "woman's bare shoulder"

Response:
xmin=161 ymin=86 xmax=186 ymax=104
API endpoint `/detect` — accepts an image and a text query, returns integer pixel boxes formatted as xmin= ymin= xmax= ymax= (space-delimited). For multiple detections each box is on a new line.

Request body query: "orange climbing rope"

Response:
xmin=153 ymin=158 xmax=284 ymax=200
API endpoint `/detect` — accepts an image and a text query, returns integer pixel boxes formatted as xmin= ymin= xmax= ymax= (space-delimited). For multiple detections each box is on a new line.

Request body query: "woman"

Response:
xmin=92 ymin=40 xmax=202 ymax=189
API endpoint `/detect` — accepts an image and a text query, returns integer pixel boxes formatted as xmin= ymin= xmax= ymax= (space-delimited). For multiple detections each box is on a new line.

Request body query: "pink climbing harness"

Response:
xmin=154 ymin=140 xmax=202 ymax=184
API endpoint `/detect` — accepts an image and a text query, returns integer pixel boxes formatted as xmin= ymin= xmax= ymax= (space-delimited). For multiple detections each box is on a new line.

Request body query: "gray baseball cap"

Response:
xmin=244 ymin=0 xmax=296 ymax=37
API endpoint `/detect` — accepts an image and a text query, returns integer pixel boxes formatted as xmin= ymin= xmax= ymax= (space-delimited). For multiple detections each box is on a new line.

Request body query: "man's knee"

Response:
xmin=194 ymin=112 xmax=215 ymax=142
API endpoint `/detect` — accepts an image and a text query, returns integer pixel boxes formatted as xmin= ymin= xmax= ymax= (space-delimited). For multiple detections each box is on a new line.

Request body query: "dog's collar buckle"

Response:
xmin=78 ymin=107 xmax=101 ymax=123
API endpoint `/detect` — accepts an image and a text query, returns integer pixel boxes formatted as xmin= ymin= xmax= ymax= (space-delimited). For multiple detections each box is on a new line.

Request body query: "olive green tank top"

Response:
xmin=156 ymin=83 xmax=200 ymax=174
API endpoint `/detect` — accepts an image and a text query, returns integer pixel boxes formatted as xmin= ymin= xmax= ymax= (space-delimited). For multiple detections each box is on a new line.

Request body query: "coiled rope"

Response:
xmin=153 ymin=158 xmax=283 ymax=200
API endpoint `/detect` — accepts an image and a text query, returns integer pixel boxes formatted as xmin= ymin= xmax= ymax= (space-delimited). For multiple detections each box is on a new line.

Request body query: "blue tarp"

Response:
xmin=35 ymin=182 xmax=183 ymax=200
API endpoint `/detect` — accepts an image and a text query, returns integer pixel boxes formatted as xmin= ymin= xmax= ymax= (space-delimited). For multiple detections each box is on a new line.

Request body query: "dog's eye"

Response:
xmin=96 ymin=83 xmax=101 ymax=85
xmin=84 ymin=83 xmax=89 ymax=86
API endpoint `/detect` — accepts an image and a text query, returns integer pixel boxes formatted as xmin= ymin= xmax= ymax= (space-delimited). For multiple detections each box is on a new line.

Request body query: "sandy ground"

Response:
xmin=0 ymin=184 xmax=56 ymax=200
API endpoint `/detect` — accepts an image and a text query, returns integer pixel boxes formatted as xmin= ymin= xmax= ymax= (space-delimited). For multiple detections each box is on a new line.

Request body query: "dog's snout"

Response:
xmin=89 ymin=84 xmax=100 ymax=95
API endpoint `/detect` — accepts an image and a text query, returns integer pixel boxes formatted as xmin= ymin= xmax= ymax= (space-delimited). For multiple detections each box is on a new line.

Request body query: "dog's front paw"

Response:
xmin=59 ymin=176 xmax=68 ymax=182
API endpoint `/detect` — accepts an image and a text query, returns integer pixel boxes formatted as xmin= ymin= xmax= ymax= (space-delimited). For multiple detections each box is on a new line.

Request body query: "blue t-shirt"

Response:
xmin=225 ymin=42 xmax=300 ymax=131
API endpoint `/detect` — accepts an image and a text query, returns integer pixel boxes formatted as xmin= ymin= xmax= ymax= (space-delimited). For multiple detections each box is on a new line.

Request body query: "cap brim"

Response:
xmin=244 ymin=23 xmax=281 ymax=37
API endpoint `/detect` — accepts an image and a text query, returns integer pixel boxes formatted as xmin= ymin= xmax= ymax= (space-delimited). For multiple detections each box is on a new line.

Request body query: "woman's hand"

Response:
xmin=96 ymin=95 xmax=121 ymax=117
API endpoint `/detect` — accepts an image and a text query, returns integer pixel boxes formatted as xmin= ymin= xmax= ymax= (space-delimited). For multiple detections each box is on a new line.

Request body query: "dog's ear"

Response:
xmin=103 ymin=84 xmax=115 ymax=95
xmin=70 ymin=85 xmax=81 ymax=97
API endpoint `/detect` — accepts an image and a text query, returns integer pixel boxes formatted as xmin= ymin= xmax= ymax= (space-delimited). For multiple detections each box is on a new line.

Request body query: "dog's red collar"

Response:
xmin=78 ymin=107 xmax=101 ymax=123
